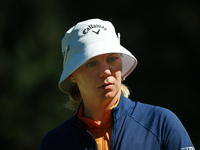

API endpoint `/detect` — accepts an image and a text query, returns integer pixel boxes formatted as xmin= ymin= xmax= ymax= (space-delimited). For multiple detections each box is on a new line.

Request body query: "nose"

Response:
xmin=99 ymin=63 xmax=111 ymax=78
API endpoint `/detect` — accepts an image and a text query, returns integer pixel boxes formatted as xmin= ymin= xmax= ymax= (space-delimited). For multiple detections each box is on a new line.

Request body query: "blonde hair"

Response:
xmin=66 ymin=83 xmax=130 ymax=112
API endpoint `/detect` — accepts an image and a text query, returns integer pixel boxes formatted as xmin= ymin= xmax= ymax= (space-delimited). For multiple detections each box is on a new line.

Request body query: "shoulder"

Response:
xmin=130 ymin=102 xmax=182 ymax=132
xmin=132 ymin=102 xmax=176 ymax=120
xmin=128 ymin=102 xmax=182 ymax=140
xmin=45 ymin=117 xmax=75 ymax=137
xmin=118 ymin=94 xmax=175 ymax=123
xmin=129 ymin=102 xmax=194 ymax=149
xmin=40 ymin=116 xmax=80 ymax=149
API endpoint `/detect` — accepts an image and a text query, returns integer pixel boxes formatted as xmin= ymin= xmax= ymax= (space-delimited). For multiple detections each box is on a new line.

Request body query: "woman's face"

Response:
xmin=69 ymin=53 xmax=122 ymax=103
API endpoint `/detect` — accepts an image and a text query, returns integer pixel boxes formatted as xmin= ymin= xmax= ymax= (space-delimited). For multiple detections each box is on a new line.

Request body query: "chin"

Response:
xmin=103 ymin=90 xmax=119 ymax=100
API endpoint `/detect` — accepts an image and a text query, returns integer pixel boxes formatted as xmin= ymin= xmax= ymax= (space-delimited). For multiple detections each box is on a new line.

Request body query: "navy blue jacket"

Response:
xmin=40 ymin=92 xmax=194 ymax=150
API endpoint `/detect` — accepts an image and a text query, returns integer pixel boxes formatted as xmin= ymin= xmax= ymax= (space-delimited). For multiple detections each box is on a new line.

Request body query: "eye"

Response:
xmin=85 ymin=61 xmax=97 ymax=67
xmin=108 ymin=57 xmax=118 ymax=62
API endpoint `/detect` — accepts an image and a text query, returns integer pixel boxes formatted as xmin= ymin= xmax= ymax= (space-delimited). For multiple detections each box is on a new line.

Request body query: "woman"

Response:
xmin=40 ymin=19 xmax=194 ymax=150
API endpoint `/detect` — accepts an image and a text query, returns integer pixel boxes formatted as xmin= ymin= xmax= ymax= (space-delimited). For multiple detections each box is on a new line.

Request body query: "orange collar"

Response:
xmin=78 ymin=91 xmax=121 ymax=129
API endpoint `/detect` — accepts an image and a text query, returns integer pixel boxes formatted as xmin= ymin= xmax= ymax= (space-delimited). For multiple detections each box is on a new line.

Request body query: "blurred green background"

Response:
xmin=0 ymin=0 xmax=199 ymax=149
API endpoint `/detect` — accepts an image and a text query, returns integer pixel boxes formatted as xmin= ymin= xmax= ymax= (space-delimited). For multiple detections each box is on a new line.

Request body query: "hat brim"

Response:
xmin=58 ymin=40 xmax=137 ymax=93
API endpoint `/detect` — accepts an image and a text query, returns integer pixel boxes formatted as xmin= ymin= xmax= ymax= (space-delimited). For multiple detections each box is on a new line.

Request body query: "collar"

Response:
xmin=71 ymin=91 xmax=136 ymax=127
xmin=78 ymin=91 xmax=121 ymax=128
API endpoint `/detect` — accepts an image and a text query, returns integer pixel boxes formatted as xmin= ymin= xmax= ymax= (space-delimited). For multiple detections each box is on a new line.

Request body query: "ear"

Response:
xmin=68 ymin=74 xmax=76 ymax=82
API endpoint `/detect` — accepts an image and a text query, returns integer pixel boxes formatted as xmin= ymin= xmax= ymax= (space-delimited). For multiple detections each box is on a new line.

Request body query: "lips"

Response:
xmin=99 ymin=82 xmax=114 ymax=89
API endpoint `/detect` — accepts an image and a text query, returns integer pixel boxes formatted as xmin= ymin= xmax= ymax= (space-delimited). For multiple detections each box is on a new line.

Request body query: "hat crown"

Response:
xmin=62 ymin=19 xmax=119 ymax=65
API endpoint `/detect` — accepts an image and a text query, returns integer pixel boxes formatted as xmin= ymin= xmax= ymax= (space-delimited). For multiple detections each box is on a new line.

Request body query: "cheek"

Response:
xmin=114 ymin=70 xmax=122 ymax=83
xmin=117 ymin=72 xmax=122 ymax=82
xmin=75 ymin=72 xmax=94 ymax=88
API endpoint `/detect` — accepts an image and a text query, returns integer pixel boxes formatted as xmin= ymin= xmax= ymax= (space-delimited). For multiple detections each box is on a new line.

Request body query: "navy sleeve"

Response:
xmin=161 ymin=109 xmax=194 ymax=150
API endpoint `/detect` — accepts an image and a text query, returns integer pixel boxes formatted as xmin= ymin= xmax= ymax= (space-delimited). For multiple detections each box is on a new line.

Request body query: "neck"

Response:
xmin=82 ymin=91 xmax=120 ymax=122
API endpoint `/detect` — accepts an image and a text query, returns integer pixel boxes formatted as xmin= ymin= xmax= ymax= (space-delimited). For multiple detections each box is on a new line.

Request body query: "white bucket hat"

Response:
xmin=59 ymin=18 xmax=137 ymax=93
